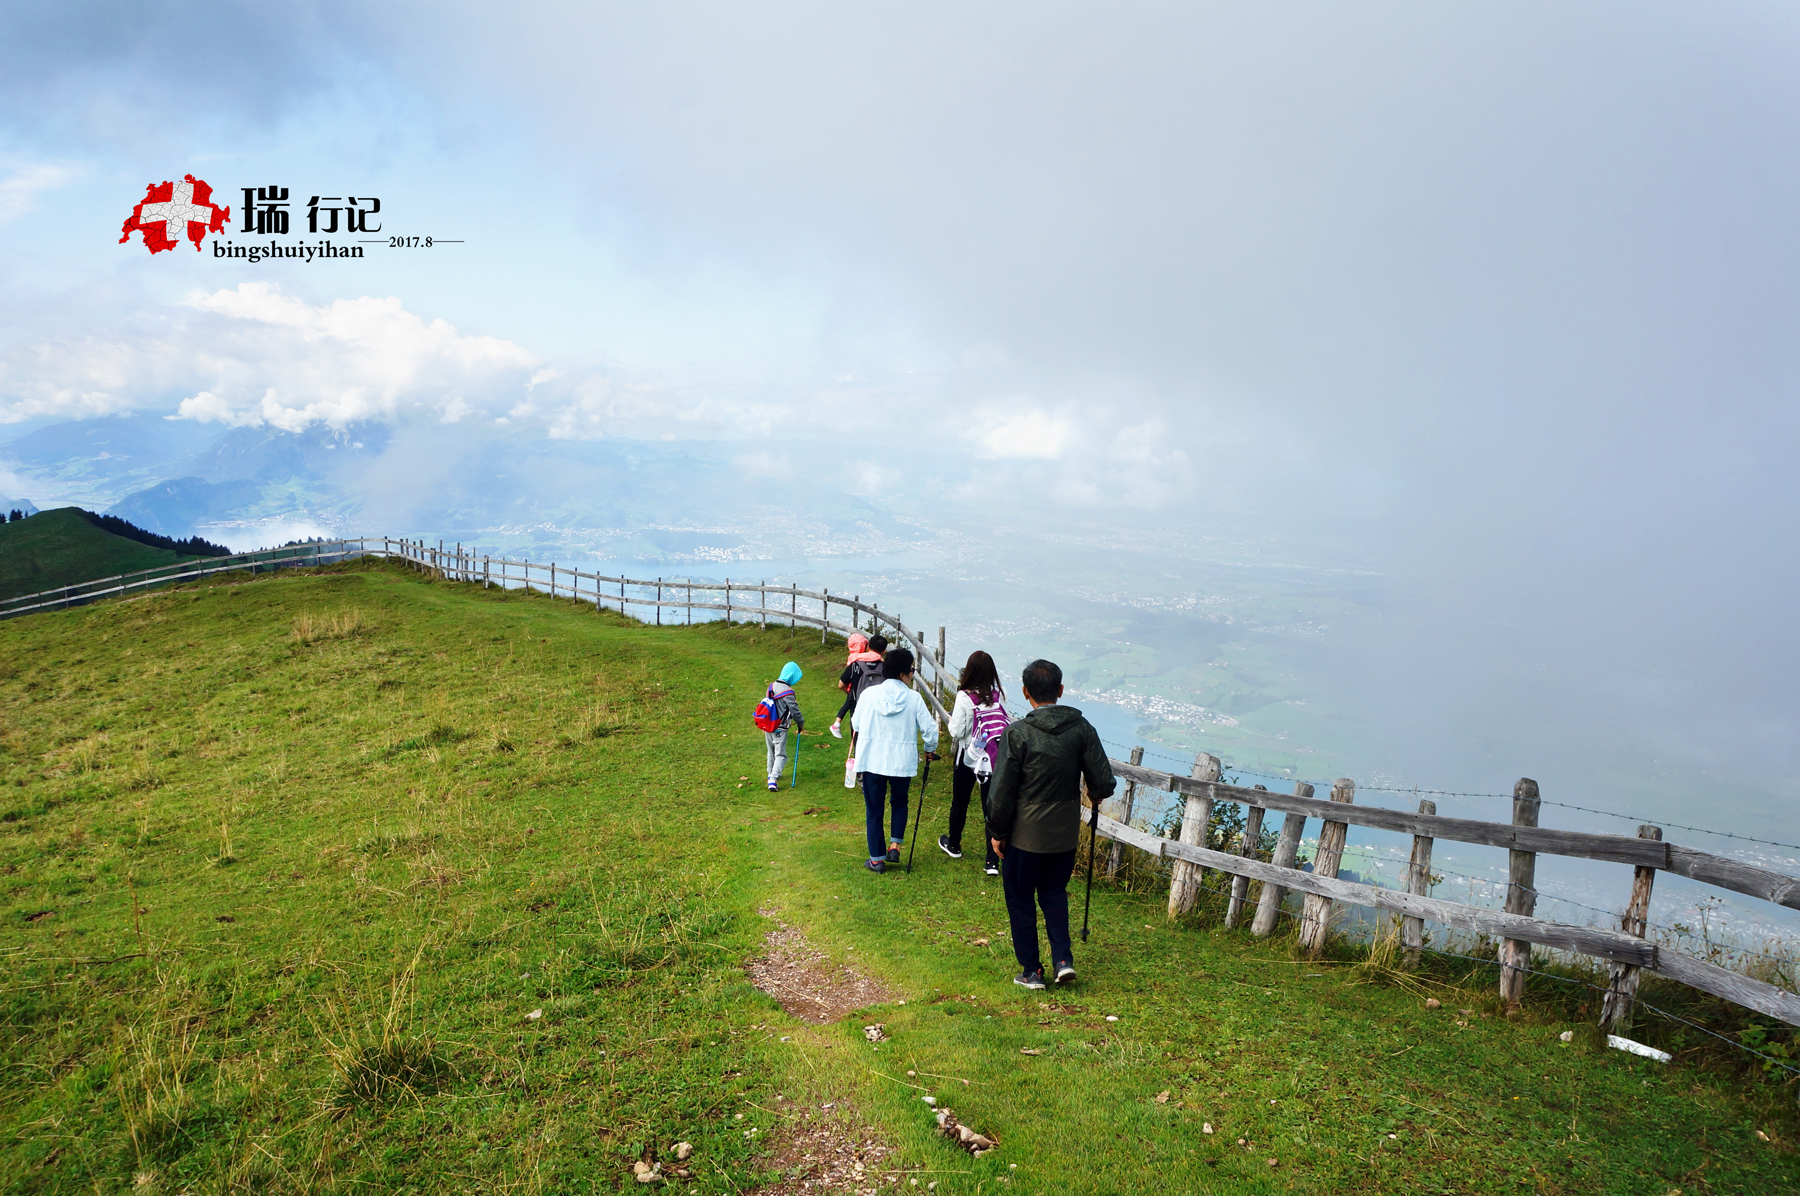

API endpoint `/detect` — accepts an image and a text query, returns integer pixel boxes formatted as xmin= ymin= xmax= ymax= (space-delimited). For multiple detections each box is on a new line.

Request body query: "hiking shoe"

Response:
xmin=1053 ymin=961 xmax=1076 ymax=985
xmin=984 ymin=862 xmax=1000 ymax=876
xmin=767 ymin=781 xmax=779 ymax=791
xmin=886 ymin=846 xmax=901 ymax=864
xmin=829 ymin=720 xmax=843 ymax=739
xmin=865 ymin=858 xmax=885 ymax=873
xmin=1013 ymin=969 xmax=1046 ymax=991
xmin=938 ymin=835 xmax=963 ymax=860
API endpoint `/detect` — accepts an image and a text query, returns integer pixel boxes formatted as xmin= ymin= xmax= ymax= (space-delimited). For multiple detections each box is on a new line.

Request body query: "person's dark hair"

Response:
xmin=1021 ymin=659 xmax=1062 ymax=703
xmin=868 ymin=634 xmax=889 ymax=655
xmin=957 ymin=650 xmax=1003 ymax=705
xmin=882 ymin=647 xmax=915 ymax=680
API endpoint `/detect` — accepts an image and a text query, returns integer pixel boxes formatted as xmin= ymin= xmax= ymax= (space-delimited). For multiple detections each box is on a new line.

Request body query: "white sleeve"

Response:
xmin=946 ymin=691 xmax=973 ymax=744
xmin=916 ymin=692 xmax=940 ymax=752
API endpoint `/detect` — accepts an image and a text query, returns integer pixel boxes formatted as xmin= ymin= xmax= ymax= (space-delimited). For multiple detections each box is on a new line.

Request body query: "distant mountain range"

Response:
xmin=0 ymin=416 xmax=917 ymax=565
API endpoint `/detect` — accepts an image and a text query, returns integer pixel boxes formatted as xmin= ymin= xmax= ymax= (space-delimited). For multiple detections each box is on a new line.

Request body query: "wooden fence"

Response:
xmin=0 ymin=535 xmax=964 ymax=717
xmin=359 ymin=537 xmax=968 ymax=722
xmin=1095 ymin=756 xmax=1800 ymax=1033
xmin=7 ymin=534 xmax=1799 ymax=1037
xmin=0 ymin=538 xmax=364 ymax=620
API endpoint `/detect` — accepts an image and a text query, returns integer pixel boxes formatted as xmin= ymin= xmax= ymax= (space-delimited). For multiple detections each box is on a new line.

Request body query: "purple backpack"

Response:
xmin=968 ymin=692 xmax=1011 ymax=778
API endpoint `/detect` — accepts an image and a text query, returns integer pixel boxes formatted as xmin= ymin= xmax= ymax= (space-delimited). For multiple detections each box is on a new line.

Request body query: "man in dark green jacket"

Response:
xmin=987 ymin=659 xmax=1116 ymax=989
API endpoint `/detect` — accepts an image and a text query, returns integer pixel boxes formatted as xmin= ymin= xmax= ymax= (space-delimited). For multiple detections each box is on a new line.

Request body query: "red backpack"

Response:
xmin=754 ymin=683 xmax=792 ymax=732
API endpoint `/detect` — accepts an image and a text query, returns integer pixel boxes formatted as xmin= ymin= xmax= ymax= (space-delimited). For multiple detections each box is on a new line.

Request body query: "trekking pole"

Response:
xmin=905 ymin=752 xmax=934 ymax=874
xmin=790 ymin=729 xmax=801 ymax=788
xmin=1080 ymin=796 xmax=1100 ymax=942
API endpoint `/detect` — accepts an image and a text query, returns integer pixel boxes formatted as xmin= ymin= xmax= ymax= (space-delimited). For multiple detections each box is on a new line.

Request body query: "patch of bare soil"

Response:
xmin=747 ymin=1102 xmax=898 ymax=1196
xmin=746 ymin=913 xmax=896 ymax=1024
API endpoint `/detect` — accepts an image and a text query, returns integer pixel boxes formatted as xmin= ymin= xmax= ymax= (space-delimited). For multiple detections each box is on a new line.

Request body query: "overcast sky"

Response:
xmin=4 ymin=3 xmax=1800 ymax=805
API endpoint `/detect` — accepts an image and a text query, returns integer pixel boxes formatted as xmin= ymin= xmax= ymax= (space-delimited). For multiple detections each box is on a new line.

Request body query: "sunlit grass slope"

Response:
xmin=0 ymin=507 xmax=195 ymax=603
xmin=1 ymin=559 xmax=1795 ymax=1194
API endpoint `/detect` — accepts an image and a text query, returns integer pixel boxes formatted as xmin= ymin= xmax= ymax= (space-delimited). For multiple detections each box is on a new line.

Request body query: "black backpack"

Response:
xmin=851 ymin=659 xmax=886 ymax=700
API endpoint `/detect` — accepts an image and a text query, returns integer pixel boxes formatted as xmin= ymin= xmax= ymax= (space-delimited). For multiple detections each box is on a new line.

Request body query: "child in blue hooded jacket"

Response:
xmin=763 ymin=661 xmax=805 ymax=791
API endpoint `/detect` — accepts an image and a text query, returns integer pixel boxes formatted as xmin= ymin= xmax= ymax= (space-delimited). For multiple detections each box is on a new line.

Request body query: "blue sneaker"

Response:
xmin=1013 ymin=969 xmax=1046 ymax=990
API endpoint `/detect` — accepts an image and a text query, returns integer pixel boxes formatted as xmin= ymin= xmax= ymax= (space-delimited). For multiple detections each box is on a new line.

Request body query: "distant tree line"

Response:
xmin=7 ymin=510 xmax=25 ymax=523
xmin=78 ymin=510 xmax=232 ymax=558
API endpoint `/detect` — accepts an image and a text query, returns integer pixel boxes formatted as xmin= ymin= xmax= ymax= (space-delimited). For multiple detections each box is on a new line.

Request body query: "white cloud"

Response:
xmin=176 ymin=283 xmax=538 ymax=430
xmin=966 ymin=409 xmax=1075 ymax=460
xmin=0 ymin=161 xmax=73 ymax=225
xmin=734 ymin=449 xmax=791 ymax=480
xmin=1 ymin=283 xmax=539 ymax=431
xmin=0 ymin=333 xmax=198 ymax=424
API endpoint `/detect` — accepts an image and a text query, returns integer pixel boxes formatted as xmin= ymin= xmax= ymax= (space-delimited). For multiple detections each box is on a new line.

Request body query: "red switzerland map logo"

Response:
xmin=119 ymin=174 xmax=231 ymax=254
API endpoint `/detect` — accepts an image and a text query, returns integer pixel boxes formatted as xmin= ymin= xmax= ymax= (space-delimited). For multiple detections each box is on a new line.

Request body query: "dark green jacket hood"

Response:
xmin=985 ymin=704 xmax=1117 ymax=855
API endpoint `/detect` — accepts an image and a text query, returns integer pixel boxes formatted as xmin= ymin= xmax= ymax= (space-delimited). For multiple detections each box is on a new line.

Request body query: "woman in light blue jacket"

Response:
xmin=850 ymin=647 xmax=941 ymax=872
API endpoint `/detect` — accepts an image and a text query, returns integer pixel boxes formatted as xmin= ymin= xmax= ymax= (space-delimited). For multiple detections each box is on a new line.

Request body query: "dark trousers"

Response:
xmin=861 ymin=772 xmax=911 ymax=860
xmin=836 ymin=693 xmax=856 ymax=720
xmin=946 ymin=763 xmax=998 ymax=866
xmin=1001 ymin=846 xmax=1077 ymax=973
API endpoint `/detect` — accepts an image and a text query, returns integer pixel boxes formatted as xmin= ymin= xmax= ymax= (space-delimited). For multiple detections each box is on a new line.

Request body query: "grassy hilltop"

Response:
xmin=1 ymin=559 xmax=1796 ymax=1194
xmin=0 ymin=508 xmax=200 ymax=604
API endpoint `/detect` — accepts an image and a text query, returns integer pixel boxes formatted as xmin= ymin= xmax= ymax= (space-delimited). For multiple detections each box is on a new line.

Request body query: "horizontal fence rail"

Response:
xmin=364 ymin=538 xmax=964 ymax=724
xmin=1111 ymin=761 xmax=1800 ymax=912
xmin=0 ymin=540 xmax=364 ymax=620
xmin=1098 ymin=761 xmax=1800 ymax=1029
xmin=9 ymin=532 xmax=1799 ymax=1034
xmin=1 ymin=536 xmax=961 ymax=719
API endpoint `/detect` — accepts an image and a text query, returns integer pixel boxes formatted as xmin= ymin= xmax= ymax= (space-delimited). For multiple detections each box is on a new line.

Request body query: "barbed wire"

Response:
xmin=1098 ymin=736 xmax=1800 ymax=857
xmin=1531 ymin=801 xmax=1800 ymax=855
xmin=1363 ymin=786 xmax=1511 ymax=798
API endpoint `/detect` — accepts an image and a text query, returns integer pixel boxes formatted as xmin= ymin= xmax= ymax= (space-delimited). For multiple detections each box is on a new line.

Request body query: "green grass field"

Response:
xmin=2 ymin=559 xmax=1796 ymax=1194
xmin=0 ymin=508 xmax=197 ymax=603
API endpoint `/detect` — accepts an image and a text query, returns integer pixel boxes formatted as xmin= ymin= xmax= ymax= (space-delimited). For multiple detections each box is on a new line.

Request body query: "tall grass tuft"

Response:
xmin=115 ymin=976 xmax=202 ymax=1163
xmin=292 ymin=607 xmax=371 ymax=645
xmin=69 ymin=733 xmax=106 ymax=775
xmin=320 ymin=945 xmax=449 ymax=1112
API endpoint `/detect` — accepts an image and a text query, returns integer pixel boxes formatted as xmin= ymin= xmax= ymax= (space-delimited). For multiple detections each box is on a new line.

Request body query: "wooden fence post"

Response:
xmin=1500 ymin=778 xmax=1542 ymax=1006
xmin=1168 ymin=753 xmax=1221 ymax=918
xmin=483 ymin=555 xmax=490 ymax=589
xmin=725 ymin=579 xmax=731 ymax=625
xmin=1600 ymin=825 xmax=1663 ymax=1034
xmin=619 ymin=576 xmax=625 ymax=616
xmin=1107 ymin=746 xmax=1145 ymax=881
xmin=853 ymin=595 xmax=860 ymax=631
xmin=1298 ymin=779 xmax=1356 ymax=955
xmin=1252 ymin=783 xmax=1312 ymax=937
xmin=790 ymin=586 xmax=796 ymax=633
xmin=1224 ymin=785 xmax=1267 ymax=929
xmin=821 ymin=590 xmax=830 ymax=643
xmin=1401 ymin=799 xmax=1437 ymax=968
xmin=687 ymin=582 xmax=692 ymax=624
xmin=656 ymin=578 xmax=662 ymax=626
xmin=937 ymin=626 xmax=946 ymax=669
xmin=760 ymin=580 xmax=767 ymax=629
